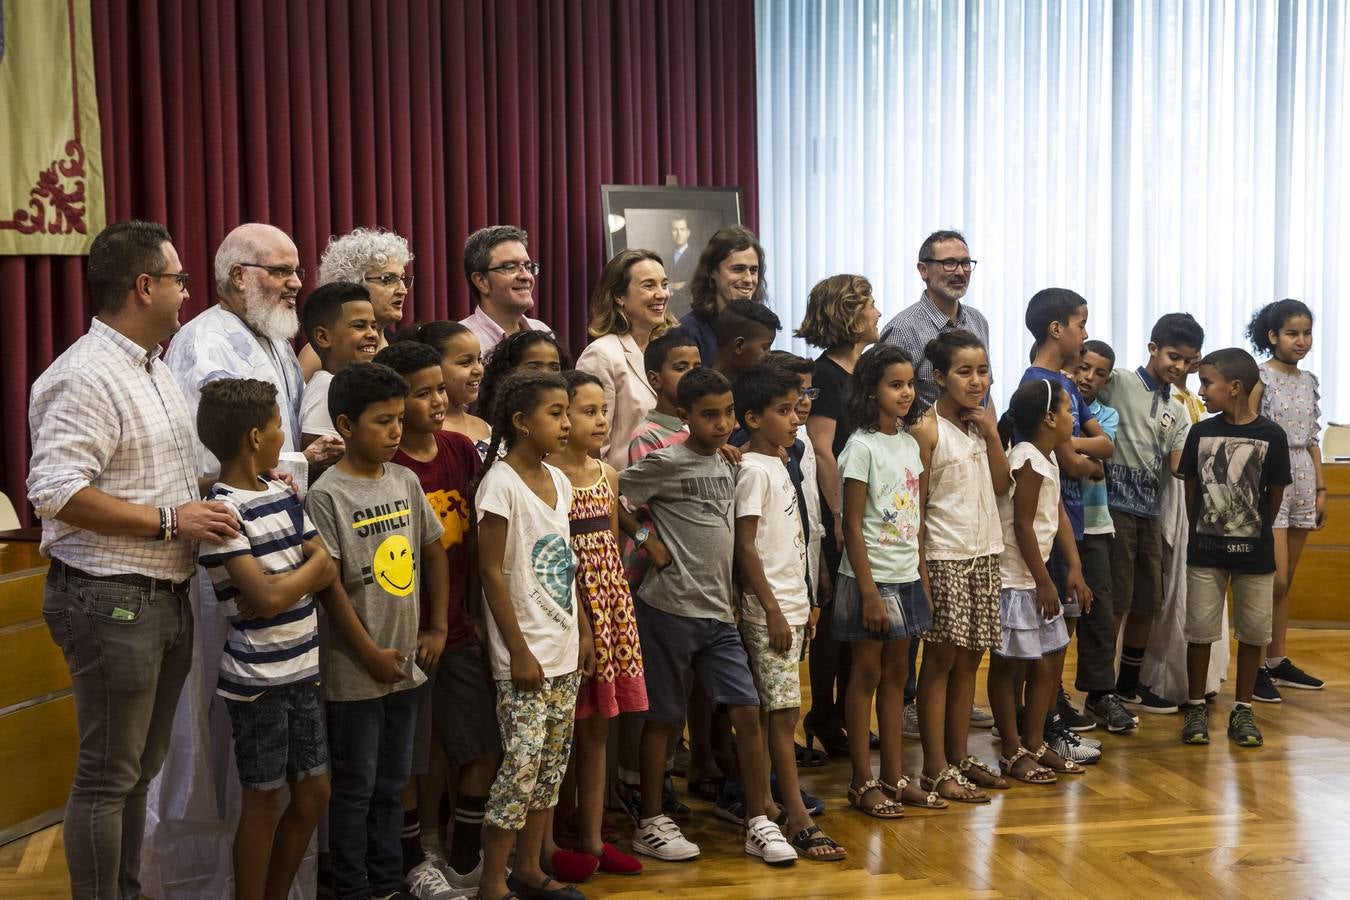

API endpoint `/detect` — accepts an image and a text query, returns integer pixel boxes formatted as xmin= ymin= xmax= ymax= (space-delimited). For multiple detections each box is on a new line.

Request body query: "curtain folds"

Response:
xmin=2 ymin=0 xmax=760 ymax=525
xmin=757 ymin=0 xmax=1346 ymax=420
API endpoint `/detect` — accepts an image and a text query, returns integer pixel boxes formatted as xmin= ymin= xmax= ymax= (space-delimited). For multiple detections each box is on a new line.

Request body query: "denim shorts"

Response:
xmin=832 ymin=574 xmax=931 ymax=642
xmin=633 ymin=600 xmax=760 ymax=725
xmin=224 ymin=680 xmax=328 ymax=791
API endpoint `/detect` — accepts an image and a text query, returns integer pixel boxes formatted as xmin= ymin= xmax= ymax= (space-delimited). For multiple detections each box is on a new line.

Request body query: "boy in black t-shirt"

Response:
xmin=1177 ymin=348 xmax=1291 ymax=748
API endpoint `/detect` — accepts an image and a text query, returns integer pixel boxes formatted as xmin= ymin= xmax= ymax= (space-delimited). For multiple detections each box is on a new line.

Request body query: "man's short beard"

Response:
xmin=241 ymin=282 xmax=299 ymax=340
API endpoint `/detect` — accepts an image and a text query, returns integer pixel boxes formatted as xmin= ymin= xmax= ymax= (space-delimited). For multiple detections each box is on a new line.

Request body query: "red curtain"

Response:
xmin=1 ymin=0 xmax=759 ymax=525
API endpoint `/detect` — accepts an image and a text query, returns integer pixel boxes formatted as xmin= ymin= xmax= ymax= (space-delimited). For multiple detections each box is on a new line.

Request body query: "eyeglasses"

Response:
xmin=239 ymin=262 xmax=306 ymax=281
xmin=800 ymin=387 xmax=821 ymax=401
xmin=483 ymin=261 xmax=541 ymax=277
xmin=364 ymin=273 xmax=415 ymax=288
xmin=145 ymin=272 xmax=189 ymax=291
xmin=920 ymin=257 xmax=978 ymax=274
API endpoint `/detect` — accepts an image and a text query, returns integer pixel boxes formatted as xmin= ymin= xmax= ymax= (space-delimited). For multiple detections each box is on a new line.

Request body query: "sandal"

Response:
xmin=958 ymin=755 xmax=1011 ymax=790
xmin=920 ymin=765 xmax=989 ymax=804
xmin=999 ymin=747 xmax=1057 ymax=784
xmin=847 ymin=779 xmax=904 ymax=819
xmin=1032 ymin=743 xmax=1085 ymax=775
xmin=881 ymin=775 xmax=947 ymax=809
xmin=789 ymin=824 xmax=847 ymax=861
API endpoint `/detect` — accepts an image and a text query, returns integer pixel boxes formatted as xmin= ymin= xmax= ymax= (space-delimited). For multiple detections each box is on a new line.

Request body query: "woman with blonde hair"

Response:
xmin=576 ymin=249 xmax=679 ymax=469
xmin=298 ymin=227 xmax=414 ymax=380
xmin=796 ymin=274 xmax=882 ymax=757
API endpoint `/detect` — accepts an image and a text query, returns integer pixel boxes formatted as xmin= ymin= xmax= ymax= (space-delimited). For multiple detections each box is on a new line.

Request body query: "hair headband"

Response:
xmin=1043 ymin=378 xmax=1053 ymax=415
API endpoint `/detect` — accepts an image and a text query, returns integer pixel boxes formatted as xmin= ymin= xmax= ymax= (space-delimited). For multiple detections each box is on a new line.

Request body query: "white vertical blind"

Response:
xmin=757 ymin=0 xmax=1347 ymax=420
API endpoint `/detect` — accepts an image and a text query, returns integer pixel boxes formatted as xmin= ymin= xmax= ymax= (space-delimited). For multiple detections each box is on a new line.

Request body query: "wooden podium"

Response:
xmin=1287 ymin=462 xmax=1350 ymax=624
xmin=0 ymin=531 xmax=76 ymax=845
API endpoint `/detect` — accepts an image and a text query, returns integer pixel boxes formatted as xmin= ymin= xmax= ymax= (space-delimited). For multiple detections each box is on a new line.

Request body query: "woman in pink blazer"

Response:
xmin=576 ymin=250 xmax=679 ymax=469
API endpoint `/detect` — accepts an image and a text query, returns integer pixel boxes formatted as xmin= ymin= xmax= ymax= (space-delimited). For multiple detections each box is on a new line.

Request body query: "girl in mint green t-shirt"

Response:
xmin=835 ymin=345 xmax=942 ymax=818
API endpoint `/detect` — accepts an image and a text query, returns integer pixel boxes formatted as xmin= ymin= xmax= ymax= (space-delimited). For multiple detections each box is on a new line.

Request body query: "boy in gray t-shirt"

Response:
xmin=304 ymin=363 xmax=448 ymax=899
xmin=618 ymin=368 xmax=795 ymax=867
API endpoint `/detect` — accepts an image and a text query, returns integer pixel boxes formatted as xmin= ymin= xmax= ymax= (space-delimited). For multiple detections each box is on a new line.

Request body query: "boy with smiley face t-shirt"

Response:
xmin=307 ymin=463 xmax=443 ymax=700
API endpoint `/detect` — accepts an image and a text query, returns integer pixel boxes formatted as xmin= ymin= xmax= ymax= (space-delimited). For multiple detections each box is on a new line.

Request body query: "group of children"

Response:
xmin=195 ymin=277 xmax=1325 ymax=900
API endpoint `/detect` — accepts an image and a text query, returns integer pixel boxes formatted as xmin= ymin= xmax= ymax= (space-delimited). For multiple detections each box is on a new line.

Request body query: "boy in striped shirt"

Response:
xmin=198 ymin=378 xmax=340 ymax=900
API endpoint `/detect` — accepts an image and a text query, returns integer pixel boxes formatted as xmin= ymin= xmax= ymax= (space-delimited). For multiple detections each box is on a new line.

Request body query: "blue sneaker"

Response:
xmin=1253 ymin=666 xmax=1283 ymax=703
xmin=770 ymin=773 xmax=825 ymax=815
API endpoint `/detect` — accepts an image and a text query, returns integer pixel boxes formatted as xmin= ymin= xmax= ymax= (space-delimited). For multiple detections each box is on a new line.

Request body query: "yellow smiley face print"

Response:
xmin=373 ymin=534 xmax=414 ymax=597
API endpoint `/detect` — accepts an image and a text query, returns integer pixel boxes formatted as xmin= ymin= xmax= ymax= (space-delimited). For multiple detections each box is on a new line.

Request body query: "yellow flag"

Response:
xmin=0 ymin=0 xmax=105 ymax=255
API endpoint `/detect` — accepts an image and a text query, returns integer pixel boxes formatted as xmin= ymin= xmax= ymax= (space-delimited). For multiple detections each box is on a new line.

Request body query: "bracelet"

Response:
xmin=157 ymin=506 xmax=171 ymax=541
xmin=170 ymin=505 xmax=180 ymax=540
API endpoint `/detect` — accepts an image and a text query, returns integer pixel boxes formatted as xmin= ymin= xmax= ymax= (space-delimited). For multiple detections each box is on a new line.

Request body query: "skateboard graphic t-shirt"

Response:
xmin=1177 ymin=415 xmax=1291 ymax=574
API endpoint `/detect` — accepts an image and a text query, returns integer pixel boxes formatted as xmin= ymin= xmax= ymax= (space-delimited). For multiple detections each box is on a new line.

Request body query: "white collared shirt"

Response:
xmin=27 ymin=318 xmax=199 ymax=580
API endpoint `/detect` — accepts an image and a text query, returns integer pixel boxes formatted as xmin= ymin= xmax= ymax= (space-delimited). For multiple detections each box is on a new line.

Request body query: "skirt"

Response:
xmin=994 ymin=587 xmax=1069 ymax=660
xmin=925 ymin=554 xmax=1001 ymax=650
xmin=832 ymin=574 xmax=931 ymax=642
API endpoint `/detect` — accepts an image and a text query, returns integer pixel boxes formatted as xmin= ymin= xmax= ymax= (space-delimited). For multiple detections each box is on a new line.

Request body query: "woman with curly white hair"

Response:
xmin=298 ymin=226 xmax=414 ymax=380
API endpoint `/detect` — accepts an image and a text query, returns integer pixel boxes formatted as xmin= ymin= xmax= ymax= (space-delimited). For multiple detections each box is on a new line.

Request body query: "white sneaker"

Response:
xmin=744 ymin=814 xmax=796 ymax=867
xmin=632 ymin=814 xmax=700 ymax=861
xmin=406 ymin=858 xmax=466 ymax=900
xmin=442 ymin=850 xmax=483 ymax=889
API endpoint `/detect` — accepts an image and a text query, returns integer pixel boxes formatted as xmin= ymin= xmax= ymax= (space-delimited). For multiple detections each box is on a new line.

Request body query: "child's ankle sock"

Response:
xmin=401 ymin=808 xmax=424 ymax=874
xmin=448 ymin=794 xmax=488 ymax=875
xmin=1187 ymin=698 xmax=1205 ymax=707
xmin=1266 ymin=656 xmax=1285 ymax=669
xmin=1117 ymin=645 xmax=1146 ymax=693
xmin=1234 ymin=700 xmax=1252 ymax=710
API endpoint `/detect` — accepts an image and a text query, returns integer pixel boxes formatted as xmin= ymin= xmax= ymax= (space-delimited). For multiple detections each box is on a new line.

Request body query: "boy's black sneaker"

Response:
xmin=1268 ymin=658 xmax=1324 ymax=690
xmin=1086 ymin=692 xmax=1138 ymax=732
xmin=1057 ymin=688 xmax=1097 ymax=732
xmin=1123 ymin=685 xmax=1178 ymax=714
xmin=1180 ymin=704 xmax=1209 ymax=745
xmin=1228 ymin=705 xmax=1263 ymax=747
xmin=1253 ymin=666 xmax=1283 ymax=703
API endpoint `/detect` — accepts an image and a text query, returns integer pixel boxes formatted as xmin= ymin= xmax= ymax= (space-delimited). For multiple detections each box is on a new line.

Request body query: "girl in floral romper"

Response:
xmin=1247 ymin=299 xmax=1327 ymax=695
xmin=550 ymin=371 xmax=647 ymax=877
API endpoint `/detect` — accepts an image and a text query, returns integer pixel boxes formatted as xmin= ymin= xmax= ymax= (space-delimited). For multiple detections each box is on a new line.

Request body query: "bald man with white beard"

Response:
xmin=146 ymin=224 xmax=336 ymax=896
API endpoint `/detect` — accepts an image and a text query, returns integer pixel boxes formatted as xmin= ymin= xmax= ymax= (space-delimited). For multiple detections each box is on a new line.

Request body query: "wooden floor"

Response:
xmin=5 ymin=628 xmax=1348 ymax=899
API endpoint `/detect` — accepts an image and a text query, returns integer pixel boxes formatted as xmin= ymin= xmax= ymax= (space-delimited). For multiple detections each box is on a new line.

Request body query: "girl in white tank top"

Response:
xmin=912 ymin=332 xmax=1011 ymax=801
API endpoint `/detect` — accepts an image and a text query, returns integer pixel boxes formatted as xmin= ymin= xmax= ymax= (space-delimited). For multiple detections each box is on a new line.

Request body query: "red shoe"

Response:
xmin=597 ymin=842 xmax=643 ymax=875
xmin=551 ymin=848 xmax=600 ymax=883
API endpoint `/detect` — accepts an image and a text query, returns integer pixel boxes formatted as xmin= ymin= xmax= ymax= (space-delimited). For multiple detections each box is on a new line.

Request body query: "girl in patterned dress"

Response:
xmin=1247 ymin=299 xmax=1327 ymax=695
xmin=911 ymin=331 xmax=1011 ymax=801
xmin=551 ymin=370 xmax=647 ymax=876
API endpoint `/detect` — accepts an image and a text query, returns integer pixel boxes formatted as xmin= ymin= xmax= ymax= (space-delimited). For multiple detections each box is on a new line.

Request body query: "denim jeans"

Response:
xmin=326 ymin=688 xmax=419 ymax=899
xmin=42 ymin=565 xmax=193 ymax=900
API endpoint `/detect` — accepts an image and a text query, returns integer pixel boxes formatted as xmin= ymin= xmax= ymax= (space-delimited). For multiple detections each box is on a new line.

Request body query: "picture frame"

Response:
xmin=600 ymin=184 xmax=744 ymax=320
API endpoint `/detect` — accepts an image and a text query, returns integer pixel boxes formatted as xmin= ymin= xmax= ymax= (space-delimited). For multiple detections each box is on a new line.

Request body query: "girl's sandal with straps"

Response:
xmin=1000 ymin=747 xmax=1057 ymax=784
xmin=881 ymin=775 xmax=948 ymax=810
xmin=788 ymin=824 xmax=847 ymax=861
xmin=959 ymin=754 xmax=1011 ymax=789
xmin=921 ymin=765 xmax=990 ymax=803
xmin=847 ymin=779 xmax=904 ymax=819
xmin=1032 ymin=742 xmax=1085 ymax=775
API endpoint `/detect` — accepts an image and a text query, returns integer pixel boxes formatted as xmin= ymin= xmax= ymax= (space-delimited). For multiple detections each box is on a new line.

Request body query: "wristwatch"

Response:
xmin=634 ymin=526 xmax=652 ymax=548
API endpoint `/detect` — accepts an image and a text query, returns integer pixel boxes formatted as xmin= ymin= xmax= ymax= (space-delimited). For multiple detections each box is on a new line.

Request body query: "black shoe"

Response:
xmin=1057 ymin=688 xmax=1097 ymax=732
xmin=1086 ymin=692 xmax=1138 ymax=733
xmin=508 ymin=873 xmax=585 ymax=900
xmin=1253 ymin=667 xmax=1283 ymax=703
xmin=1268 ymin=657 xmax=1324 ymax=690
xmin=802 ymin=712 xmax=849 ymax=758
xmin=1123 ymin=685 xmax=1178 ymax=714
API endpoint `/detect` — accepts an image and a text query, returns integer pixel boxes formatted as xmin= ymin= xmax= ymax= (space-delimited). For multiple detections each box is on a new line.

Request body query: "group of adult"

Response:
xmin=27 ymin=208 xmax=987 ymax=897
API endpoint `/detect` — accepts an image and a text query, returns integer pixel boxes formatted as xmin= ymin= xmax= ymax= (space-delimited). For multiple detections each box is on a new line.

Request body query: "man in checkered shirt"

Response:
xmin=27 ymin=221 xmax=242 ymax=900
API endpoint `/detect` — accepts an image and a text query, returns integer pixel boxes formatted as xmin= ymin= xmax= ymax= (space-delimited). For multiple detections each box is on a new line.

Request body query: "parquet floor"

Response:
xmin=5 ymin=628 xmax=1348 ymax=899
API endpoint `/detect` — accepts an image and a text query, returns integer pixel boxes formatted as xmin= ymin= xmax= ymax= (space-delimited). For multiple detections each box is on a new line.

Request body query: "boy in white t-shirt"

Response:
xmin=299 ymin=281 xmax=380 ymax=448
xmin=732 ymin=367 xmax=846 ymax=862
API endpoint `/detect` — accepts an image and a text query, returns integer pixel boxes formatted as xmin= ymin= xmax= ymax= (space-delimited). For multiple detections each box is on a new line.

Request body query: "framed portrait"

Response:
xmin=600 ymin=184 xmax=744 ymax=320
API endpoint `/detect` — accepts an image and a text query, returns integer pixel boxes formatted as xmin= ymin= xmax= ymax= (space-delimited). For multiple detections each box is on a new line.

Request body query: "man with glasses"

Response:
xmin=878 ymin=229 xmax=995 ymax=736
xmin=154 ymin=223 xmax=335 ymax=893
xmin=459 ymin=224 xmax=553 ymax=360
xmin=28 ymin=221 xmax=242 ymax=900
xmin=879 ymin=229 xmax=992 ymax=414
